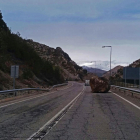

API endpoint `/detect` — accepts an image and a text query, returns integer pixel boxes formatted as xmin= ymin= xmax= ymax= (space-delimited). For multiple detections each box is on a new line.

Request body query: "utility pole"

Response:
xmin=102 ymin=46 xmax=112 ymax=84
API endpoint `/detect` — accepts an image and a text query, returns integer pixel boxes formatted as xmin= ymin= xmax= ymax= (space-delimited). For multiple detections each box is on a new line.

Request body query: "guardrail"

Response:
xmin=111 ymin=85 xmax=140 ymax=96
xmin=0 ymin=83 xmax=68 ymax=98
xmin=49 ymin=83 xmax=68 ymax=90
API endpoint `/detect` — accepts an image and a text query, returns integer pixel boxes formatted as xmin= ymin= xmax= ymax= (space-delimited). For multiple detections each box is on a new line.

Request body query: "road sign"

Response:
xmin=123 ymin=67 xmax=140 ymax=80
xmin=11 ymin=65 xmax=19 ymax=78
xmin=11 ymin=65 xmax=19 ymax=95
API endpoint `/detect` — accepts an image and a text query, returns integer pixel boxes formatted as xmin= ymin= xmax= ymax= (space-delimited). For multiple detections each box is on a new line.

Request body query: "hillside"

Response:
xmin=103 ymin=65 xmax=123 ymax=79
xmin=0 ymin=11 xmax=88 ymax=90
xmin=104 ymin=59 xmax=140 ymax=81
xmin=129 ymin=59 xmax=140 ymax=67
xmin=0 ymin=12 xmax=87 ymax=90
xmin=26 ymin=40 xmax=86 ymax=81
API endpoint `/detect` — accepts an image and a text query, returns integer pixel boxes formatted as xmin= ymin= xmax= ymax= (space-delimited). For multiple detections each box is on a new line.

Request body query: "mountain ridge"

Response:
xmin=82 ymin=66 xmax=106 ymax=77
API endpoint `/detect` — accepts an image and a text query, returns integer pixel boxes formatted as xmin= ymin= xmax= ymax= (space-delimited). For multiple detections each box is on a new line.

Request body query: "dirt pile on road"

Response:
xmin=90 ymin=76 xmax=110 ymax=93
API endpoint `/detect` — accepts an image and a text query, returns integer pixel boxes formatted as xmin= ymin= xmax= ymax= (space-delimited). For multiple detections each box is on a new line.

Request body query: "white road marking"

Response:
xmin=0 ymin=83 xmax=73 ymax=109
xmin=112 ymin=92 xmax=140 ymax=110
xmin=0 ymin=91 xmax=55 ymax=109
xmin=27 ymin=85 xmax=85 ymax=140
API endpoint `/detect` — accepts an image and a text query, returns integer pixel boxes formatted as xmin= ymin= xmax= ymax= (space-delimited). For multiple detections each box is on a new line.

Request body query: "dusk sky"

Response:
xmin=1 ymin=0 xmax=140 ymax=70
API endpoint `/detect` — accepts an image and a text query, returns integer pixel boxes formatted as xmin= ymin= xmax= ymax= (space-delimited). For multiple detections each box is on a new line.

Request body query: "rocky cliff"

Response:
xmin=26 ymin=40 xmax=86 ymax=81
xmin=103 ymin=65 xmax=123 ymax=79
xmin=129 ymin=59 xmax=140 ymax=67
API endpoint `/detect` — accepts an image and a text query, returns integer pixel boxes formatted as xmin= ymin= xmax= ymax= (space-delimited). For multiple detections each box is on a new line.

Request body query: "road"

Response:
xmin=0 ymin=82 xmax=140 ymax=140
xmin=43 ymin=86 xmax=140 ymax=140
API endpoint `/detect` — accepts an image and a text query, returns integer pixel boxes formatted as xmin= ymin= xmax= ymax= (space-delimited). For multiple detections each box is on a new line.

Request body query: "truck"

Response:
xmin=85 ymin=80 xmax=90 ymax=86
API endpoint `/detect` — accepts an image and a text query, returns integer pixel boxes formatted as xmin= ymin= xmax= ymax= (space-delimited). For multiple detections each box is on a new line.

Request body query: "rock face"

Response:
xmin=103 ymin=65 xmax=123 ymax=79
xmin=130 ymin=59 xmax=140 ymax=67
xmin=26 ymin=40 xmax=86 ymax=81
xmin=90 ymin=76 xmax=110 ymax=93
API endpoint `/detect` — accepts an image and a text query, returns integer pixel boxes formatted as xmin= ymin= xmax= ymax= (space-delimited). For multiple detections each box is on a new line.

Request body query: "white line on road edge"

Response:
xmin=112 ymin=92 xmax=140 ymax=110
xmin=0 ymin=83 xmax=73 ymax=109
xmin=0 ymin=91 xmax=55 ymax=109
xmin=27 ymin=85 xmax=85 ymax=140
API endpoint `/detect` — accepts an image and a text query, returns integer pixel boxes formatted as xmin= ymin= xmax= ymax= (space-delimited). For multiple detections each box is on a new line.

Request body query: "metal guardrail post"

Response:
xmin=111 ymin=85 xmax=140 ymax=96
xmin=0 ymin=82 xmax=68 ymax=98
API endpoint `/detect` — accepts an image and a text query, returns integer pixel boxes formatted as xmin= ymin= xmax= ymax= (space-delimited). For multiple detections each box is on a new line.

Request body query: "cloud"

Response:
xmin=1 ymin=0 xmax=140 ymax=68
xmin=8 ymin=20 xmax=140 ymax=66
xmin=2 ymin=0 xmax=140 ymax=23
xmin=79 ymin=62 xmax=94 ymax=67
xmin=78 ymin=60 xmax=128 ymax=71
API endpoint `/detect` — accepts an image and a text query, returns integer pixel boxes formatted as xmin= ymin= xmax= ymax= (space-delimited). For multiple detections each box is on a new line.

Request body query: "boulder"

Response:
xmin=90 ymin=76 xmax=110 ymax=93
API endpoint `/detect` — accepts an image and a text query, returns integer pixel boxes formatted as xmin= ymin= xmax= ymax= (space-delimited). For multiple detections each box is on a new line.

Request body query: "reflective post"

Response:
xmin=14 ymin=65 xmax=16 ymax=96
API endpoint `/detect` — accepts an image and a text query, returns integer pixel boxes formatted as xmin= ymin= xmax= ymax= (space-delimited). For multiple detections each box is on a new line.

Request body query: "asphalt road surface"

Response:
xmin=0 ymin=82 xmax=140 ymax=140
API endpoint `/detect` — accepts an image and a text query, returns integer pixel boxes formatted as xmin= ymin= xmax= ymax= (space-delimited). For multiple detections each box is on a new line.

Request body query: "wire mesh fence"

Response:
xmin=111 ymin=79 xmax=140 ymax=88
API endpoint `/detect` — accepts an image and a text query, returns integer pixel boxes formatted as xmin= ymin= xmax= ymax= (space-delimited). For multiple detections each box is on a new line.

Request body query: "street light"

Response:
xmin=102 ymin=46 xmax=112 ymax=83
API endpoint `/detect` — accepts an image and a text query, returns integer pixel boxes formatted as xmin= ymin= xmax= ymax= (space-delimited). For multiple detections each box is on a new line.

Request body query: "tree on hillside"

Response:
xmin=0 ymin=11 xmax=2 ymax=19
xmin=0 ymin=11 xmax=9 ymax=31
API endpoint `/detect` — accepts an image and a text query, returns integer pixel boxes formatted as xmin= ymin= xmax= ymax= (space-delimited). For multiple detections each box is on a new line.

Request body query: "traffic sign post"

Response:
xmin=11 ymin=65 xmax=19 ymax=96
xmin=123 ymin=67 xmax=140 ymax=88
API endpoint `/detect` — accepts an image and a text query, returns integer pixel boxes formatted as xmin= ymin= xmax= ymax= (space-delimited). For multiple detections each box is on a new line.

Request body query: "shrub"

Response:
xmin=22 ymin=69 xmax=33 ymax=79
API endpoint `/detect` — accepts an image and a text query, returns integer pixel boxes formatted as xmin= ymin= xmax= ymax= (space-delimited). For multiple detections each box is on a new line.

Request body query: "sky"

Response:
xmin=1 ymin=0 xmax=140 ymax=70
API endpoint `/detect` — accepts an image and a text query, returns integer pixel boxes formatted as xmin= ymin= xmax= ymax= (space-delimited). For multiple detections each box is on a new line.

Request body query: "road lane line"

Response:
xmin=112 ymin=92 xmax=140 ymax=110
xmin=27 ymin=85 xmax=85 ymax=140
xmin=0 ymin=83 xmax=73 ymax=109
xmin=0 ymin=91 xmax=55 ymax=109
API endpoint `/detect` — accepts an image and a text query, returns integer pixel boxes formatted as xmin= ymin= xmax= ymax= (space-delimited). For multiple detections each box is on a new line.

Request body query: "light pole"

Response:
xmin=102 ymin=46 xmax=112 ymax=83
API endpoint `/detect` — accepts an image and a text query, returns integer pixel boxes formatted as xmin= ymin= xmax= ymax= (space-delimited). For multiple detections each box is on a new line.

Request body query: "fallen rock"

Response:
xmin=90 ymin=76 xmax=110 ymax=93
